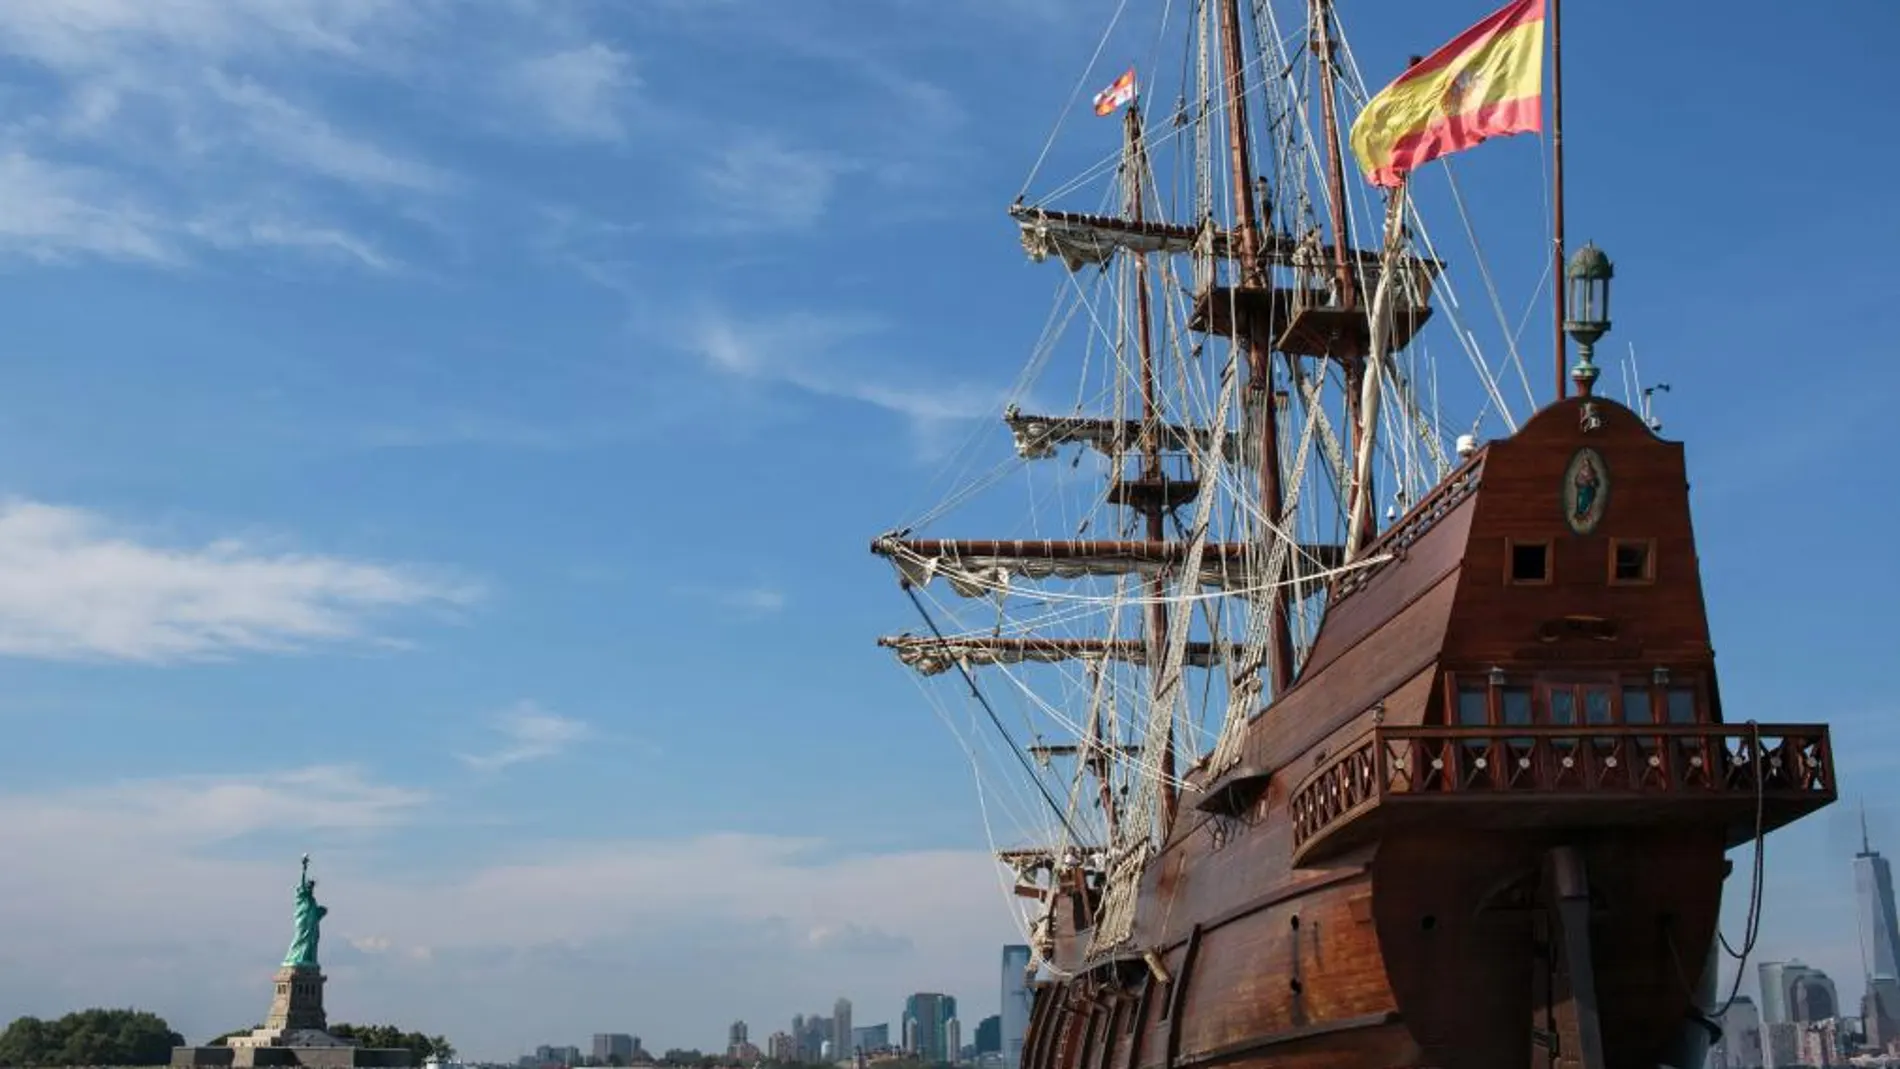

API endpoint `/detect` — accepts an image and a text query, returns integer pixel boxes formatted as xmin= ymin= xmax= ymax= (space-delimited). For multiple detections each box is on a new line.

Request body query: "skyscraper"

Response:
xmin=833 ymin=999 xmax=854 ymax=1061
xmin=1710 ymin=996 xmax=1763 ymax=1069
xmin=1857 ymin=811 xmax=1900 ymax=1047
xmin=904 ymin=993 xmax=959 ymax=1064
xmin=1001 ymin=944 xmax=1032 ymax=1069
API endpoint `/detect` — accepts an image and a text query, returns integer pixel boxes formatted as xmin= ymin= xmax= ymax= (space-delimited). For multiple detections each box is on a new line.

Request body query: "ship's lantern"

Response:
xmin=1564 ymin=241 xmax=1614 ymax=341
xmin=1564 ymin=242 xmax=1614 ymax=395
xmin=1653 ymin=665 xmax=1671 ymax=686
xmin=1488 ymin=665 xmax=1508 ymax=687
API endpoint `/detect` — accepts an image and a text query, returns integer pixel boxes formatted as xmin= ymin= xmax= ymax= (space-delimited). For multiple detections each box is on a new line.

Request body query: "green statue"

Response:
xmin=283 ymin=853 xmax=328 ymax=968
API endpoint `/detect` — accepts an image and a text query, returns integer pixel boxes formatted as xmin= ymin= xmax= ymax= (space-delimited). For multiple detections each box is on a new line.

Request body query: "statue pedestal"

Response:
xmin=173 ymin=966 xmax=412 ymax=1068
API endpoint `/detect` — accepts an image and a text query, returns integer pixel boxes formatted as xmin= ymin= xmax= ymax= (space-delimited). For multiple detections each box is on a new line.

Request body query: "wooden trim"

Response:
xmin=1122 ymin=973 xmax=1152 ymax=1069
xmin=1026 ymin=984 xmax=1055 ymax=1069
xmin=1171 ymin=1012 xmax=1404 ymax=1069
xmin=1608 ymin=537 xmax=1657 ymax=585
xmin=1162 ymin=924 xmax=1204 ymax=1069
xmin=1506 ymin=538 xmax=1555 ymax=586
xmin=1278 ymin=559 xmax=1461 ymax=699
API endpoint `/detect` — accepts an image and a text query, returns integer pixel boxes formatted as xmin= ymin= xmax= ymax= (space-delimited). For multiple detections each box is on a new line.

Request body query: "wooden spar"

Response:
xmin=1314 ymin=0 xmax=1378 ymax=558
xmin=1551 ymin=0 xmax=1568 ymax=401
xmin=1216 ymin=0 xmax=1294 ymax=698
xmin=1312 ymin=0 xmax=1355 ymax=311
xmin=1123 ymin=102 xmax=1178 ymax=833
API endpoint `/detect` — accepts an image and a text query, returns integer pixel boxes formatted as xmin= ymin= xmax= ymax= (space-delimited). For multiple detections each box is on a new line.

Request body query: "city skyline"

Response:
xmin=0 ymin=0 xmax=1891 ymax=1063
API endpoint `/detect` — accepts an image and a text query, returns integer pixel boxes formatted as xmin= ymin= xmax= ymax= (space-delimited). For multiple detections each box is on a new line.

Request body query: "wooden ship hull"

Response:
xmin=1019 ymin=397 xmax=1835 ymax=1069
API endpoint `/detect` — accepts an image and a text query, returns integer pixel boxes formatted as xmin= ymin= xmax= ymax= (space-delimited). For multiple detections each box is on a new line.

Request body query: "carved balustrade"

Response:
xmin=1289 ymin=723 xmax=1835 ymax=857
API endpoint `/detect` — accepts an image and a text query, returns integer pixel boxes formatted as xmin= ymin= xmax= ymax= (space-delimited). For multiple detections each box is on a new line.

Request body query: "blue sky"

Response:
xmin=0 ymin=0 xmax=1894 ymax=1060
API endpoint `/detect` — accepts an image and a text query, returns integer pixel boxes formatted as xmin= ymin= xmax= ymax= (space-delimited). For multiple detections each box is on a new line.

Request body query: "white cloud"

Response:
xmin=689 ymin=307 xmax=1009 ymax=426
xmin=0 ymin=498 xmax=476 ymax=663
xmin=0 ymin=152 xmax=175 ymax=264
xmin=459 ymin=702 xmax=591 ymax=772
xmin=503 ymin=43 xmax=635 ymax=143
xmin=203 ymin=72 xmax=448 ymax=194
xmin=0 ymin=766 xmax=1026 ymax=1057
xmin=696 ymin=135 xmax=849 ymax=232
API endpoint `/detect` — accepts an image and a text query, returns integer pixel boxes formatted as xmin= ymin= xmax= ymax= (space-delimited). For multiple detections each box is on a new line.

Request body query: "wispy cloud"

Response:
xmin=502 ymin=43 xmax=636 ymax=144
xmin=0 ymin=499 xmax=477 ymax=663
xmin=696 ymin=134 xmax=849 ymax=232
xmin=459 ymin=702 xmax=591 ymax=772
xmin=202 ymin=72 xmax=449 ymax=193
xmin=0 ymin=152 xmax=175 ymax=264
xmin=1 ymin=764 xmax=426 ymax=848
xmin=673 ymin=584 xmax=787 ymax=620
xmin=688 ymin=307 xmax=1010 ymax=429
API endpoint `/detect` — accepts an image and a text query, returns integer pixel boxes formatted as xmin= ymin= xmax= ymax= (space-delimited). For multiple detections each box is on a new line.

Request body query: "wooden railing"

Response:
xmin=1290 ymin=723 xmax=1835 ymax=853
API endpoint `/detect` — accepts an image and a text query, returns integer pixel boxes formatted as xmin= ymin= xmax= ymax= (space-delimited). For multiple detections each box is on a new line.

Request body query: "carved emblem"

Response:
xmin=1561 ymin=447 xmax=1608 ymax=535
xmin=1442 ymin=68 xmax=1483 ymax=112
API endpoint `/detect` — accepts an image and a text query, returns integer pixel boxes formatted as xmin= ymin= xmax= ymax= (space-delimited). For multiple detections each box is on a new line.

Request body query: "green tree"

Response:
xmin=327 ymin=1023 xmax=455 ymax=1064
xmin=0 ymin=1008 xmax=185 ymax=1066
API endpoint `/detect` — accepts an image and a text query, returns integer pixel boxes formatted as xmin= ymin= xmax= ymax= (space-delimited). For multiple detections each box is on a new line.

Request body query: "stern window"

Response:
xmin=1508 ymin=540 xmax=1552 ymax=584
xmin=1622 ymin=687 xmax=1655 ymax=724
xmin=1456 ymin=685 xmax=1490 ymax=725
xmin=1666 ymin=687 xmax=1699 ymax=724
xmin=1611 ymin=539 xmax=1656 ymax=584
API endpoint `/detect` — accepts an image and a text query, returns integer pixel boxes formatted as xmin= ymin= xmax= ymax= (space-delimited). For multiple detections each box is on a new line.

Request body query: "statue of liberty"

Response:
xmin=283 ymin=853 xmax=328 ymax=968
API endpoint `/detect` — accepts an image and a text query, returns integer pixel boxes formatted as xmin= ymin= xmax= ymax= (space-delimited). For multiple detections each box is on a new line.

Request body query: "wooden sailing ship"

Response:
xmin=870 ymin=2 xmax=1836 ymax=1068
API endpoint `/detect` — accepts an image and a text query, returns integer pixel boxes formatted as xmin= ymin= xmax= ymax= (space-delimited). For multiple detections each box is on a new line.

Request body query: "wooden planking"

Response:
xmin=1369 ymin=825 xmax=1727 ymax=1069
xmin=1448 ymin=398 xmax=1715 ymax=668
xmin=1303 ymin=488 xmax=1475 ymax=677
xmin=1164 ymin=877 xmax=1400 ymax=1065
xmin=1238 ymin=576 xmax=1458 ymax=776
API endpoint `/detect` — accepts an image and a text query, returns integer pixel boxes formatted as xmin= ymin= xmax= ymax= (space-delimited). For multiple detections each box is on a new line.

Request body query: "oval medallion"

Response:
xmin=1562 ymin=447 xmax=1608 ymax=535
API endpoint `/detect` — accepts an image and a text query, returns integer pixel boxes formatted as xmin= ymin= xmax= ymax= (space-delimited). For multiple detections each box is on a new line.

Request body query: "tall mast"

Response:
xmin=1216 ymin=0 xmax=1294 ymax=697
xmin=1313 ymin=0 xmax=1377 ymax=557
xmin=1123 ymin=103 xmax=1177 ymax=832
xmin=1550 ymin=0 xmax=1568 ymax=401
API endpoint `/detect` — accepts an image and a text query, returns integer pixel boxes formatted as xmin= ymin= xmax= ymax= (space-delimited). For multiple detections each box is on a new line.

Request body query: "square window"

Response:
xmin=1508 ymin=540 xmax=1551 ymax=584
xmin=1610 ymin=539 xmax=1655 ymax=584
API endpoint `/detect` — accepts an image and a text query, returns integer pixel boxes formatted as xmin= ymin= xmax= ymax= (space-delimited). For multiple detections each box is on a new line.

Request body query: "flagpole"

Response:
xmin=1550 ymin=0 xmax=1567 ymax=402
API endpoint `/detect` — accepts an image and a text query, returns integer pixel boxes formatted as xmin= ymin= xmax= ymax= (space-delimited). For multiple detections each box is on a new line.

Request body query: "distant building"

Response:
xmin=1710 ymin=996 xmax=1762 ymax=1069
xmin=769 ymin=1033 xmax=796 ymax=1063
xmin=834 ymin=999 xmax=854 ymax=1060
xmin=1762 ymin=1023 xmax=1799 ymax=1069
xmin=851 ymin=1024 xmax=890 ymax=1054
xmin=1857 ymin=823 xmax=1900 ymax=1049
xmin=974 ymin=1016 xmax=1000 ymax=1056
xmin=729 ymin=1022 xmax=751 ymax=1061
xmin=533 ymin=1046 xmax=582 ymax=1067
xmin=594 ymin=1035 xmax=636 ymax=1064
xmin=945 ymin=1021 xmax=961 ymax=1066
xmin=904 ymin=994 xmax=958 ymax=1064
xmin=1758 ymin=961 xmax=1837 ymax=1026
xmin=795 ymin=1014 xmax=832 ymax=1063
xmin=1001 ymin=945 xmax=1032 ymax=1069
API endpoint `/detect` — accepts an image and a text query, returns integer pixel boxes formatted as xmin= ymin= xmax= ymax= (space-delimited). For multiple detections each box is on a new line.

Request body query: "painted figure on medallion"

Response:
xmin=1563 ymin=448 xmax=1608 ymax=534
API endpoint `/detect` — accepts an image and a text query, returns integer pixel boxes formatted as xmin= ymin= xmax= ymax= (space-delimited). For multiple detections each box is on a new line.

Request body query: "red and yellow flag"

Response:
xmin=1093 ymin=68 xmax=1137 ymax=117
xmin=1348 ymin=0 xmax=1545 ymax=188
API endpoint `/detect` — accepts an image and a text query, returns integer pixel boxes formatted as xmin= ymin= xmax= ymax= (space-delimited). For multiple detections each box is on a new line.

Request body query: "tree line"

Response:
xmin=0 ymin=1009 xmax=452 ymax=1067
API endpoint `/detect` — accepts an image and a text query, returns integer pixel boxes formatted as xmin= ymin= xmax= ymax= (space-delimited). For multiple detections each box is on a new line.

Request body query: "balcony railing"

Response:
xmin=1288 ymin=723 xmax=1835 ymax=862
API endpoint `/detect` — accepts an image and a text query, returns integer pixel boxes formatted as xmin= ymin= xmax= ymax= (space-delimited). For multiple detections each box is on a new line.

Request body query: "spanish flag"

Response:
xmin=1348 ymin=0 xmax=1545 ymax=188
